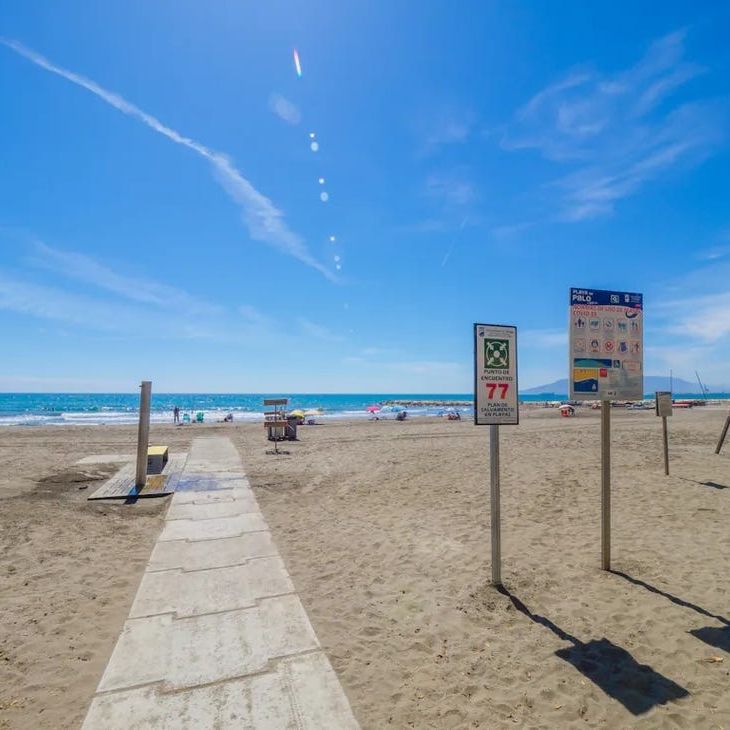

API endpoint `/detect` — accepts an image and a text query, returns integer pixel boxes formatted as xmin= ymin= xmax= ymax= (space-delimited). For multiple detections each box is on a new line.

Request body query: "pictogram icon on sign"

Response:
xmin=484 ymin=339 xmax=509 ymax=369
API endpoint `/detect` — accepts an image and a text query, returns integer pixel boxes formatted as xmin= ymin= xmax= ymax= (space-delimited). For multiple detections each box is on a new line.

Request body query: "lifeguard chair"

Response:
xmin=264 ymin=398 xmax=289 ymax=452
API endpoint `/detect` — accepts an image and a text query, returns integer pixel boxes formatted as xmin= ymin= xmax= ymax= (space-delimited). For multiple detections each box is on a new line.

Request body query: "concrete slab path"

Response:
xmin=83 ymin=436 xmax=358 ymax=729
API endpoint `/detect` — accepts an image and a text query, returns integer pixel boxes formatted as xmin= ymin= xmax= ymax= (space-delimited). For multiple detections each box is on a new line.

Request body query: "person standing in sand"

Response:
xmin=173 ymin=405 xmax=180 ymax=424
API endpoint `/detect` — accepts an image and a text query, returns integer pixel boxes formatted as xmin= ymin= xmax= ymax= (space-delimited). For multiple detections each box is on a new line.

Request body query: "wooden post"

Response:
xmin=135 ymin=381 xmax=152 ymax=488
xmin=715 ymin=413 xmax=730 ymax=455
xmin=601 ymin=400 xmax=611 ymax=571
xmin=662 ymin=416 xmax=670 ymax=476
xmin=490 ymin=424 xmax=502 ymax=586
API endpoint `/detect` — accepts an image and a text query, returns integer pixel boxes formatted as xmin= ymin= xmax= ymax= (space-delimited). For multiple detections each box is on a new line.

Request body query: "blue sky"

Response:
xmin=2 ymin=1 xmax=730 ymax=392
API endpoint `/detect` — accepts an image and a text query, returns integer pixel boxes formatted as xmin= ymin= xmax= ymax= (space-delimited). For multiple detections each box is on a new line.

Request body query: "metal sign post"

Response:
xmin=135 ymin=381 xmax=152 ymax=489
xmin=655 ymin=391 xmax=672 ymax=475
xmin=601 ymin=400 xmax=611 ymax=570
xmin=569 ymin=288 xmax=644 ymax=572
xmin=474 ymin=323 xmax=518 ymax=587
xmin=489 ymin=424 xmax=501 ymax=585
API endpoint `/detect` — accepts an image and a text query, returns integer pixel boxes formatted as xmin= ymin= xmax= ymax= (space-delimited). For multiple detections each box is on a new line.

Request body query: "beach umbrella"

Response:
xmin=366 ymin=405 xmax=381 ymax=413
xmin=290 ymin=409 xmax=305 ymax=418
xmin=304 ymin=409 xmax=321 ymax=416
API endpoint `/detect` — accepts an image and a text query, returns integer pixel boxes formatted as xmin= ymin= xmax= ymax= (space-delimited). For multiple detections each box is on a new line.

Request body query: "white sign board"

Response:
xmin=474 ymin=324 xmax=518 ymax=425
xmin=569 ymin=288 xmax=643 ymax=401
xmin=655 ymin=391 xmax=672 ymax=418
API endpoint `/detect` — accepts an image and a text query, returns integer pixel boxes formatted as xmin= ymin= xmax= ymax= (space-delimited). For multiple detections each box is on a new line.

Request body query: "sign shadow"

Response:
xmin=690 ymin=626 xmax=730 ymax=654
xmin=611 ymin=570 xmax=730 ymax=656
xmin=677 ymin=476 xmax=728 ymax=490
xmin=498 ymin=586 xmax=689 ymax=715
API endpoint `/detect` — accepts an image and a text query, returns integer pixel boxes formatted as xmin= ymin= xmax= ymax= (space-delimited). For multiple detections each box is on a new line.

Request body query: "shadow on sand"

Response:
xmin=701 ymin=481 xmax=728 ymax=490
xmin=497 ymin=586 xmax=689 ymax=715
xmin=611 ymin=570 xmax=730 ymax=657
xmin=677 ymin=476 xmax=728 ymax=490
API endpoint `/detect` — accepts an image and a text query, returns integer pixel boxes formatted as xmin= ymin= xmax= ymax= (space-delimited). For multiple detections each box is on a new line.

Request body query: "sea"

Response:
xmin=0 ymin=392 xmax=728 ymax=427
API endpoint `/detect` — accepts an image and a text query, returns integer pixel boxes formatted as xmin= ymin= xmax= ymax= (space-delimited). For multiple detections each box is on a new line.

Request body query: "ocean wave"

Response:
xmin=0 ymin=404 xmax=475 ymax=426
xmin=0 ymin=393 xmax=481 ymax=426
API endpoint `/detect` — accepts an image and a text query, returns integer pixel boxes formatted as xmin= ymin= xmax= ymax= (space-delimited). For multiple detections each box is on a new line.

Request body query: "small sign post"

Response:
xmin=569 ymin=288 xmax=643 ymax=571
xmin=601 ymin=401 xmax=611 ymax=570
xmin=715 ymin=407 xmax=730 ymax=455
xmin=655 ymin=391 xmax=672 ymax=475
xmin=474 ymin=323 xmax=518 ymax=587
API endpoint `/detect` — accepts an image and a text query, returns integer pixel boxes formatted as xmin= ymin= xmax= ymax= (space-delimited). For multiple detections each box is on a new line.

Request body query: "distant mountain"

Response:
xmin=520 ymin=375 xmax=722 ymax=396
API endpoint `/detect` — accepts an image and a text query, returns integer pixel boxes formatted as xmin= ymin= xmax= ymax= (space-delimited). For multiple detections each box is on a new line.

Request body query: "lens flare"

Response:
xmin=310 ymin=141 xmax=319 ymax=152
xmin=320 ymin=191 xmax=329 ymax=202
xmin=293 ymin=49 xmax=302 ymax=78
xmin=318 ymin=177 xmax=325 ymax=184
xmin=329 ymin=235 xmax=336 ymax=242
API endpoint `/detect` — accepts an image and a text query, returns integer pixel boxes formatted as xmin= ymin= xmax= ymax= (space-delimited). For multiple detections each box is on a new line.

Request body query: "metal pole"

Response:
xmin=135 ymin=381 xmax=152 ymax=488
xmin=490 ymin=424 xmax=502 ymax=586
xmin=715 ymin=414 xmax=730 ymax=455
xmin=601 ymin=400 xmax=611 ymax=571
xmin=662 ymin=415 xmax=669 ymax=476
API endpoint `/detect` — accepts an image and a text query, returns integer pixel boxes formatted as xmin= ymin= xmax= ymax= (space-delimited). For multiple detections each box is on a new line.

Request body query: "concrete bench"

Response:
xmin=147 ymin=446 xmax=169 ymax=474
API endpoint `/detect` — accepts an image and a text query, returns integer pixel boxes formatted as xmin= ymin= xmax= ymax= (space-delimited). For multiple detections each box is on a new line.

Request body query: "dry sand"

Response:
xmin=236 ymin=408 xmax=730 ymax=728
xmin=0 ymin=424 xmax=196 ymax=729
xmin=1 ymin=409 xmax=729 ymax=729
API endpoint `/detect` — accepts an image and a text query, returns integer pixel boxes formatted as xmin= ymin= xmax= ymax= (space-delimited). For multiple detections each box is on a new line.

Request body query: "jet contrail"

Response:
xmin=1 ymin=39 xmax=335 ymax=281
xmin=441 ymin=217 xmax=468 ymax=267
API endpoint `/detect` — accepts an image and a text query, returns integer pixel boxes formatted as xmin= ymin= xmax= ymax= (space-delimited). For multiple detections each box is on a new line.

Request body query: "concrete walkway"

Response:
xmin=83 ymin=437 xmax=358 ymax=729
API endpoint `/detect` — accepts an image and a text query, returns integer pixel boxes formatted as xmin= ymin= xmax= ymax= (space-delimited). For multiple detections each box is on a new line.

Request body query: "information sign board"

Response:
xmin=655 ymin=391 xmax=672 ymax=418
xmin=569 ymin=288 xmax=643 ymax=400
xmin=474 ymin=324 xmax=518 ymax=425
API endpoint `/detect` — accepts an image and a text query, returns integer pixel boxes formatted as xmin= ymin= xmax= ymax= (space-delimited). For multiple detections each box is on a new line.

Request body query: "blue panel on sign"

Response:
xmin=570 ymin=288 xmax=643 ymax=308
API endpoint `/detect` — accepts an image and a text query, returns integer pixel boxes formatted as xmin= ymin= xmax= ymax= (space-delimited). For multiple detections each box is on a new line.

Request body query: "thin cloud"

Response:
xmin=520 ymin=329 xmax=568 ymax=348
xmin=645 ymin=344 xmax=729 ymax=388
xmin=491 ymin=221 xmax=535 ymax=241
xmin=0 ymin=374 xmax=130 ymax=391
xmin=2 ymin=39 xmax=334 ymax=281
xmin=30 ymin=241 xmax=219 ymax=315
xmin=0 ymin=271 xmax=149 ymax=333
xmin=425 ymin=173 xmax=476 ymax=207
xmin=395 ymin=219 xmax=452 ymax=235
xmin=697 ymin=239 xmax=730 ymax=261
xmin=297 ymin=317 xmax=343 ymax=342
xmin=502 ymin=30 xmax=724 ymax=221
xmin=663 ymin=291 xmax=730 ymax=343
xmin=0 ymin=268 xmax=274 ymax=343
xmin=268 ymin=93 xmax=301 ymax=125
xmin=384 ymin=360 xmax=464 ymax=376
xmin=420 ymin=110 xmax=474 ymax=155
xmin=239 ymin=304 xmax=271 ymax=325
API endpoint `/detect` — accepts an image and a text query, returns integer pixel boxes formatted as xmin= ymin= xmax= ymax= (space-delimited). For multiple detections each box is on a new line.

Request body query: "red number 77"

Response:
xmin=486 ymin=383 xmax=509 ymax=399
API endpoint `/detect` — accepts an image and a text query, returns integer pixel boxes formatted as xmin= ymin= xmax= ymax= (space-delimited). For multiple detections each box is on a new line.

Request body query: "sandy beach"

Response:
xmin=1 ymin=407 xmax=729 ymax=728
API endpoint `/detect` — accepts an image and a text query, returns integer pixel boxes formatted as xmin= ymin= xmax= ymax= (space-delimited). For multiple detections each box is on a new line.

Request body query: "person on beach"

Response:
xmin=173 ymin=405 xmax=180 ymax=424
